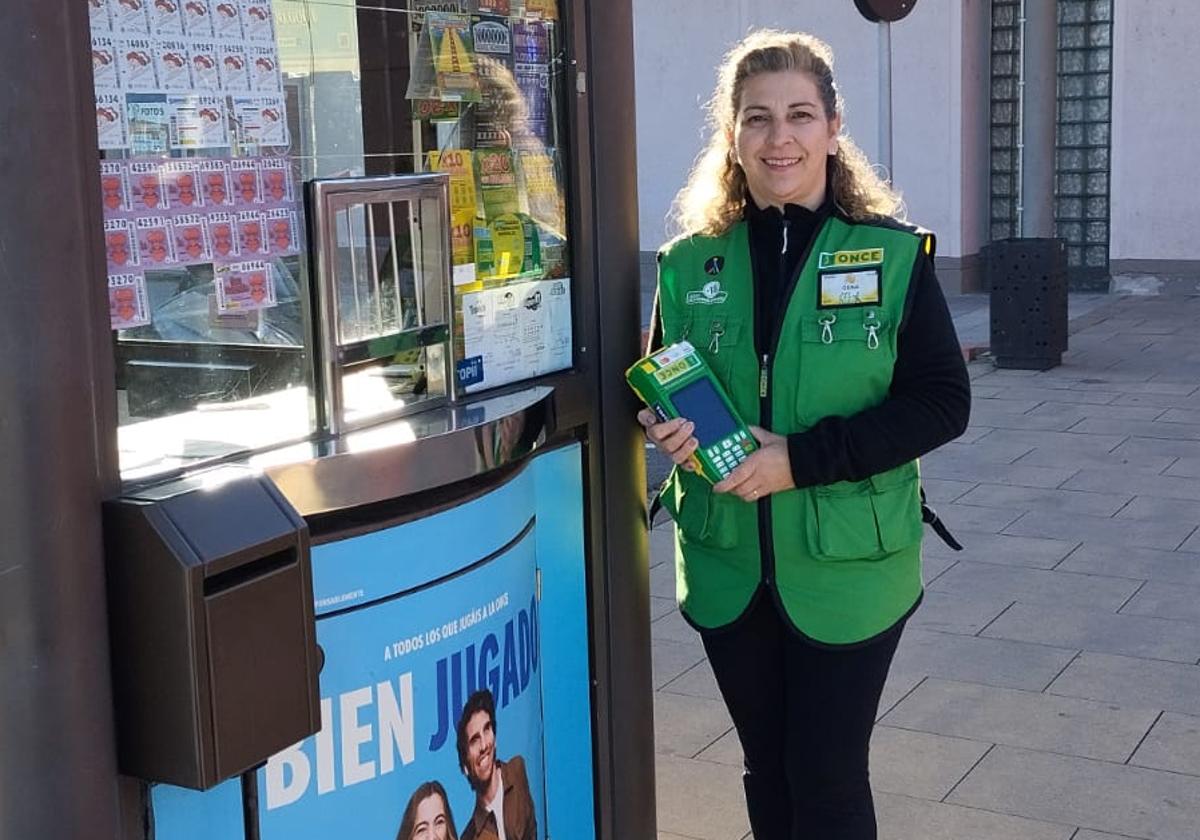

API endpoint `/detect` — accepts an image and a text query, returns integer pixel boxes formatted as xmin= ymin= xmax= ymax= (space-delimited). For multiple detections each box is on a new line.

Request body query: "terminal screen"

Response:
xmin=672 ymin=378 xmax=739 ymax=447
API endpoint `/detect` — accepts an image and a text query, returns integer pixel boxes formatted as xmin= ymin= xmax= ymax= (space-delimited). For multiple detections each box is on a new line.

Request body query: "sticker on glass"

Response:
xmin=108 ymin=273 xmax=152 ymax=331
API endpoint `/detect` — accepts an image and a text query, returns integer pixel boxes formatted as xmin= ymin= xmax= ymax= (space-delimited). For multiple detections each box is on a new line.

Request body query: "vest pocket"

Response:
xmin=796 ymin=309 xmax=895 ymax=424
xmin=661 ymin=469 xmax=739 ymax=550
xmin=688 ymin=314 xmax=745 ymax=384
xmin=808 ymin=462 xmax=922 ymax=560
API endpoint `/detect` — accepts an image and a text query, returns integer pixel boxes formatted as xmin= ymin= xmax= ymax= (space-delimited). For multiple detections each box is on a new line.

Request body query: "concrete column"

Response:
xmin=1020 ymin=0 xmax=1058 ymax=238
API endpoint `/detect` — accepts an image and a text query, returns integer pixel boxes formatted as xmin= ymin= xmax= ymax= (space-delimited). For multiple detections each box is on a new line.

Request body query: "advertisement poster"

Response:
xmin=510 ymin=21 xmax=548 ymax=64
xmin=256 ymin=533 xmax=546 ymax=840
xmin=458 ymin=278 xmax=571 ymax=392
xmin=215 ymin=259 xmax=276 ymax=312
xmin=108 ymin=273 xmax=152 ymax=330
xmin=514 ymin=63 xmax=550 ymax=146
xmin=428 ymin=148 xmax=478 ymax=274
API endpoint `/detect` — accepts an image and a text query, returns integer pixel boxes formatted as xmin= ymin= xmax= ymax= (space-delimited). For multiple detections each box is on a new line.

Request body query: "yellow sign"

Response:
xmin=818 ymin=248 xmax=884 ymax=270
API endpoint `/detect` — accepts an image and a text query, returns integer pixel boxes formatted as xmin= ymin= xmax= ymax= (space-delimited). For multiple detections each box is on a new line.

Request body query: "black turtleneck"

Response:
xmin=743 ymin=201 xmax=970 ymax=489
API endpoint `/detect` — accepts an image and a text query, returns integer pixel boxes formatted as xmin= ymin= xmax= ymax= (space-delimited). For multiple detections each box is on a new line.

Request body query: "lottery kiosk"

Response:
xmin=1 ymin=2 xmax=650 ymax=839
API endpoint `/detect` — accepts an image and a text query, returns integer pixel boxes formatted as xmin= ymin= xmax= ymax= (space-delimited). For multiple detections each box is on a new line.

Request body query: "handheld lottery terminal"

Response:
xmin=626 ymin=342 xmax=757 ymax=484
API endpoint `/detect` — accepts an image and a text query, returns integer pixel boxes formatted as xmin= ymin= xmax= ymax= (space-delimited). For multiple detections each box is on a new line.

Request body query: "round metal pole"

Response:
xmin=0 ymin=4 xmax=122 ymax=839
xmin=879 ymin=21 xmax=894 ymax=181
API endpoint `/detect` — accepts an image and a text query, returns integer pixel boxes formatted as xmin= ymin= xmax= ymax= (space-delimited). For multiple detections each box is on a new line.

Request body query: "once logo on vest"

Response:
xmin=818 ymin=248 xmax=884 ymax=270
xmin=686 ymin=280 xmax=728 ymax=305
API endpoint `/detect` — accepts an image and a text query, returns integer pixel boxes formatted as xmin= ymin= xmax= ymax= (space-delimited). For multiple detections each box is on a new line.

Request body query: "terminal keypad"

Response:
xmin=705 ymin=430 xmax=755 ymax=479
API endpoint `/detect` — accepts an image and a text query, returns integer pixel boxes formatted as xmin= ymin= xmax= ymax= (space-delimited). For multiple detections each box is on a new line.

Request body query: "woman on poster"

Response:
xmin=640 ymin=29 xmax=970 ymax=839
xmin=396 ymin=780 xmax=460 ymax=840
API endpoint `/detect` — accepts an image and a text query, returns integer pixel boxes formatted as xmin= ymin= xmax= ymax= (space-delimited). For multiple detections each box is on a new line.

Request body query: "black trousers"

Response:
xmin=700 ymin=592 xmax=905 ymax=840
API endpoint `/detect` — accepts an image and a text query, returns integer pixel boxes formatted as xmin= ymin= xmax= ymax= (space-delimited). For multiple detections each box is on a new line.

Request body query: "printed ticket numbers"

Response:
xmin=211 ymin=1 xmax=244 ymax=40
xmin=181 ymin=0 xmax=214 ymax=37
xmin=105 ymin=218 xmax=139 ymax=268
xmin=169 ymin=94 xmax=229 ymax=148
xmin=218 ymin=43 xmax=251 ymax=92
xmin=215 ymin=260 xmax=276 ymax=312
xmin=259 ymin=158 xmax=293 ymax=202
xmin=162 ymin=161 xmax=204 ymax=208
xmin=233 ymin=96 xmax=289 ymax=147
xmin=110 ymin=0 xmax=151 ymax=35
xmin=264 ymin=208 xmax=299 ymax=256
xmin=172 ymin=214 xmax=212 ymax=262
xmin=129 ymin=161 xmax=167 ymax=211
xmin=249 ymin=45 xmax=282 ymax=92
xmin=116 ymin=36 xmax=159 ymax=90
xmin=95 ymin=92 xmax=128 ymax=150
xmin=100 ymin=162 xmax=131 ymax=214
xmin=189 ymin=41 xmax=221 ymax=90
xmin=236 ymin=210 xmax=267 ymax=255
xmin=201 ymin=159 xmax=234 ymax=206
xmin=148 ymin=0 xmax=185 ymax=36
xmin=108 ymin=274 xmax=152 ymax=330
xmin=92 ymin=36 xmax=121 ymax=90
xmin=229 ymin=159 xmax=262 ymax=204
xmin=240 ymin=1 xmax=275 ymax=42
xmin=136 ymin=216 xmax=176 ymax=266
xmin=155 ymin=39 xmax=193 ymax=90
xmin=207 ymin=212 xmax=239 ymax=258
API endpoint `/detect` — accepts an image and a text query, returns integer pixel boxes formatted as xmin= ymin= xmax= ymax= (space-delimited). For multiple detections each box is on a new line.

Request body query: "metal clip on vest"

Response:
xmin=863 ymin=310 xmax=881 ymax=350
xmin=818 ymin=314 xmax=837 ymax=345
xmin=708 ymin=321 xmax=724 ymax=354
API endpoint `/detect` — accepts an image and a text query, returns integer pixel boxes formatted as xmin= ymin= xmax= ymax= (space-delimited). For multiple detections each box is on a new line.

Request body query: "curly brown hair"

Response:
xmin=671 ymin=29 xmax=902 ymax=237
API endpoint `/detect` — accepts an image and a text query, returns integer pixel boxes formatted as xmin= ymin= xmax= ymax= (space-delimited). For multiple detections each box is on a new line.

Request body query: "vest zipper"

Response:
xmin=757 ymin=213 xmax=830 ymax=591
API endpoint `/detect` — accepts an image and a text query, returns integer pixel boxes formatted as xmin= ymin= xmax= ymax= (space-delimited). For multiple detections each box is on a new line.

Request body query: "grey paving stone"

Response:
xmin=1179 ymin=528 xmax=1200 ymax=553
xmin=991 ymin=387 xmax=1120 ymax=406
xmin=652 ymin=638 xmax=707 ymax=690
xmin=1112 ymin=391 xmax=1200 ymax=411
xmin=693 ymin=727 xmax=741 ymax=767
xmin=652 ymin=607 xmax=703 ymax=646
xmin=651 ymin=559 xmax=677 ymax=599
xmin=909 ymin=591 xmax=1014 ymax=635
xmin=1120 ymin=580 xmax=1200 ymax=624
xmin=650 ymin=596 xmax=678 ymax=622
xmin=926 ymin=438 xmax=1037 ymax=465
xmin=952 ymin=425 xmax=996 ymax=444
xmin=890 ymin=629 xmax=1077 ymax=691
xmin=921 ymin=553 xmax=958 ymax=584
xmin=1159 ymin=407 xmax=1200 ymax=425
xmin=1014 ymin=446 xmax=1176 ymax=475
xmin=1060 ymin=402 xmax=1169 ymax=421
xmin=1049 ymin=652 xmax=1200 ymax=717
xmin=1063 ymin=468 xmax=1200 ymax=502
xmin=655 ymin=754 xmax=750 ymax=840
xmin=947 ymin=745 xmax=1200 ymax=840
xmin=983 ymin=601 xmax=1200 ymax=663
xmin=1167 ymin=456 xmax=1200 ymax=478
xmin=653 ymin=690 xmax=734 ymax=760
xmin=924 ymin=531 xmax=1079 ymax=570
xmin=927 ymin=502 xmax=1025 ymax=533
xmin=967 ymin=407 xmax=1090 ymax=433
xmin=954 ymin=483 xmax=1131 ymax=517
xmin=982 ymin=428 xmax=1129 ymax=454
xmin=660 ymin=656 xmax=722 ymax=701
xmin=919 ymin=455 xmax=1077 ymax=489
xmin=874 ymin=791 xmax=1075 ymax=840
xmin=1072 ymin=832 xmax=1149 ymax=840
xmin=870 ymin=726 xmax=991 ymax=801
xmin=878 ymin=670 xmax=926 ymax=719
xmin=920 ymin=478 xmax=977 ymax=503
xmin=968 ymin=397 xmax=1047 ymax=414
xmin=880 ymin=678 xmax=1156 ymax=762
xmin=1112 ymin=435 xmax=1200 ymax=460
xmin=1071 ymin=417 xmax=1200 ymax=441
xmin=928 ymin=562 xmax=1141 ymax=611
xmin=649 ymin=524 xmax=676 ymax=569
xmin=1056 ymin=541 xmax=1200 ymax=586
xmin=1117 ymin=495 xmax=1200 ymax=523
xmin=1076 ymin=378 xmax=1196 ymax=395
xmin=1003 ymin=509 xmax=1197 ymax=551
xmin=1130 ymin=712 xmax=1200 ymax=776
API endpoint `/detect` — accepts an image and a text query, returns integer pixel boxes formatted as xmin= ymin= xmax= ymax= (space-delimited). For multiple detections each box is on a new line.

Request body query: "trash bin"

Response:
xmin=985 ymin=237 xmax=1068 ymax=370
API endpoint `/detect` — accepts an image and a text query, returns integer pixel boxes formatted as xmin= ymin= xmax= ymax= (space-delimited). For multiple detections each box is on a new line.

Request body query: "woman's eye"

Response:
xmin=790 ymin=111 xmax=813 ymax=122
xmin=746 ymin=114 xmax=767 ymax=125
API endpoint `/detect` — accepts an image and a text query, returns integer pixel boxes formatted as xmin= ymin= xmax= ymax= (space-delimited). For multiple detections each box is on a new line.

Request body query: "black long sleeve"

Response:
xmin=785 ymin=254 xmax=971 ymax=488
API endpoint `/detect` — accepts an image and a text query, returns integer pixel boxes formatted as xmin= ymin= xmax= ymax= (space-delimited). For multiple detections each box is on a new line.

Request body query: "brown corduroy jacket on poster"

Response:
xmin=460 ymin=756 xmax=537 ymax=840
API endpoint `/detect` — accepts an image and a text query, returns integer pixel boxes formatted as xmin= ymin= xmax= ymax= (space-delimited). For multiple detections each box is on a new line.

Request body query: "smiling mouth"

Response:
xmin=763 ymin=157 xmax=801 ymax=169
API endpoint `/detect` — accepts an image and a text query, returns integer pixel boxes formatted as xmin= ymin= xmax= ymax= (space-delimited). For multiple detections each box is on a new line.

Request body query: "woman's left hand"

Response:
xmin=713 ymin=426 xmax=795 ymax=501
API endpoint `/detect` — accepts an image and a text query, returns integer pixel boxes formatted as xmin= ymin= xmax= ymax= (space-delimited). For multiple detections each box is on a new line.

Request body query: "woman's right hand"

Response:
xmin=637 ymin=409 xmax=699 ymax=472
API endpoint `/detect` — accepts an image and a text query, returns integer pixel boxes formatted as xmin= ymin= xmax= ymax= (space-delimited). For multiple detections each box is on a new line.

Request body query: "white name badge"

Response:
xmin=818 ymin=268 xmax=881 ymax=308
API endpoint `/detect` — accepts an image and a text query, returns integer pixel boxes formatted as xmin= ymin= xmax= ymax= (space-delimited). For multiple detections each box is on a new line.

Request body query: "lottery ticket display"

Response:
xmin=90 ymin=0 xmax=295 ymax=331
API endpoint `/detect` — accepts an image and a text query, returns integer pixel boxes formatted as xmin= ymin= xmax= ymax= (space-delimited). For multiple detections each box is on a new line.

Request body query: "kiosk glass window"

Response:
xmin=92 ymin=0 xmax=572 ymax=482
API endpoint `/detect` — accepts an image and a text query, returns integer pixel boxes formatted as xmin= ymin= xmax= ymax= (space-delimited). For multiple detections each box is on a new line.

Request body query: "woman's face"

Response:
xmin=412 ymin=793 xmax=451 ymax=840
xmin=733 ymin=70 xmax=840 ymax=211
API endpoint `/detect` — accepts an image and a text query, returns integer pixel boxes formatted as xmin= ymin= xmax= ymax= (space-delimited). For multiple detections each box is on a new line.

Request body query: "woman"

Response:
xmin=395 ymin=780 xmax=459 ymax=840
xmin=640 ymin=30 xmax=970 ymax=839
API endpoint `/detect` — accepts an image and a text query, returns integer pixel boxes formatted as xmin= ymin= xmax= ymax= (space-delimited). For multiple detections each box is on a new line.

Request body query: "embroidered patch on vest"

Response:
xmin=818 ymin=268 xmax=882 ymax=308
xmin=704 ymin=255 xmax=725 ymax=275
xmin=686 ymin=280 xmax=729 ymax=305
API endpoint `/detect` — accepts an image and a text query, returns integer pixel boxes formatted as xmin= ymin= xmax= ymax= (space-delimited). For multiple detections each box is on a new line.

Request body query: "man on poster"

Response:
xmin=455 ymin=689 xmax=536 ymax=840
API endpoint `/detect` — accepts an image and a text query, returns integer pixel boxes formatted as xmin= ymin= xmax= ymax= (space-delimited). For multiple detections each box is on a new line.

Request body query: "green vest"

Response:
xmin=656 ymin=215 xmax=930 ymax=645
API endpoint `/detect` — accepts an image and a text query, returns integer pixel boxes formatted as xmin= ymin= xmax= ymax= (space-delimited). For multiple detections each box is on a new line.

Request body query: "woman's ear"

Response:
xmin=828 ymin=115 xmax=842 ymax=155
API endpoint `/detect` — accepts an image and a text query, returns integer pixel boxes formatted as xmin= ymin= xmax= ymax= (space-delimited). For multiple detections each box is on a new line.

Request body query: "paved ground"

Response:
xmin=648 ymin=291 xmax=1200 ymax=840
